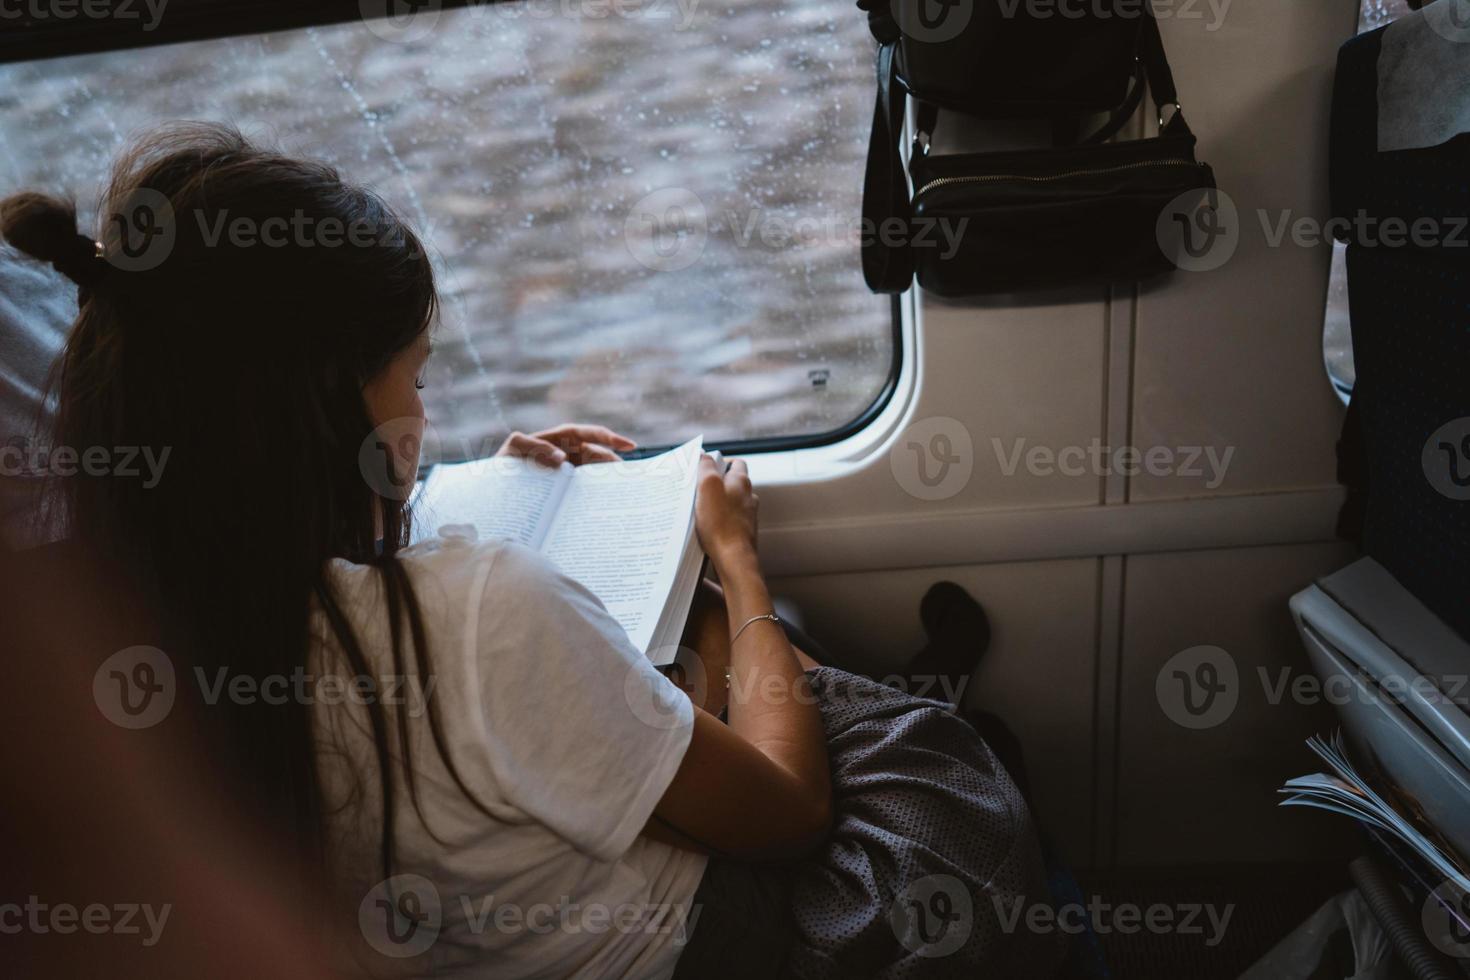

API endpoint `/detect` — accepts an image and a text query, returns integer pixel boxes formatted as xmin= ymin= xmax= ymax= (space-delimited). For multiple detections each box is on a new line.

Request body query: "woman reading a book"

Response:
xmin=2 ymin=125 xmax=1060 ymax=979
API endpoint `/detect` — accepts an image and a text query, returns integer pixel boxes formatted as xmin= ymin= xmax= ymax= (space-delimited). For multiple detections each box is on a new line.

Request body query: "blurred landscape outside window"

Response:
xmin=0 ymin=0 xmax=893 ymax=461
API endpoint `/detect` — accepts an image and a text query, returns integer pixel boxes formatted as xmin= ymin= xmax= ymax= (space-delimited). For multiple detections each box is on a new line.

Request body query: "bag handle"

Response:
xmin=860 ymin=40 xmax=916 ymax=294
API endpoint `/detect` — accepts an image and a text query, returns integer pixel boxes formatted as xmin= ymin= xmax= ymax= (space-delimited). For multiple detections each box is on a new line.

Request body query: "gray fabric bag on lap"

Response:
xmin=676 ymin=668 xmax=1064 ymax=980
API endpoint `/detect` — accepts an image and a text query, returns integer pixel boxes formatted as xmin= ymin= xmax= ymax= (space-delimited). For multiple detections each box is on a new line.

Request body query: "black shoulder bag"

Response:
xmin=861 ymin=4 xmax=1217 ymax=297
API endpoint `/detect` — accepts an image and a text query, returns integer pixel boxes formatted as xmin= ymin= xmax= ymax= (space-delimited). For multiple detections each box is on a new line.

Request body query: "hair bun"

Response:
xmin=1 ymin=192 xmax=104 ymax=287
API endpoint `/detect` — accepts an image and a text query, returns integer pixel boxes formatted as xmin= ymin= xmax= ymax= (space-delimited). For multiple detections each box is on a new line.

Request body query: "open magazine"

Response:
xmin=412 ymin=437 xmax=706 ymax=666
xmin=1279 ymin=731 xmax=1470 ymax=893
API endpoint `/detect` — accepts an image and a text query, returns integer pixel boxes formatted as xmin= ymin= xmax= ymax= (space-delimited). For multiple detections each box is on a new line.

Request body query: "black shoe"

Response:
xmin=903 ymin=581 xmax=991 ymax=705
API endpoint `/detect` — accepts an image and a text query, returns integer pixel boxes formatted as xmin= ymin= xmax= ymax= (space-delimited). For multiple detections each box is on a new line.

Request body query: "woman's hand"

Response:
xmin=495 ymin=424 xmax=636 ymax=467
xmin=694 ymin=455 xmax=758 ymax=565
xmin=652 ymin=457 xmax=832 ymax=860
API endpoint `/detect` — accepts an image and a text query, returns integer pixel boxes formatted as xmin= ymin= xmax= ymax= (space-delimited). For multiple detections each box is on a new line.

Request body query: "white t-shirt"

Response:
xmin=312 ymin=525 xmax=708 ymax=979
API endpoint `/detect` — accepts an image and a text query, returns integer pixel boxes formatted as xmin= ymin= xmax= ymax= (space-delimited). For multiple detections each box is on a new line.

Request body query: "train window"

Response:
xmin=1322 ymin=0 xmax=1416 ymax=404
xmin=1323 ymin=242 xmax=1355 ymax=404
xmin=0 ymin=0 xmax=895 ymax=461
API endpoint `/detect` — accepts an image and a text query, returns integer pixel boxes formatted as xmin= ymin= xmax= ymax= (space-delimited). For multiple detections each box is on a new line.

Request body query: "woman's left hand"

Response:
xmin=495 ymin=424 xmax=636 ymax=467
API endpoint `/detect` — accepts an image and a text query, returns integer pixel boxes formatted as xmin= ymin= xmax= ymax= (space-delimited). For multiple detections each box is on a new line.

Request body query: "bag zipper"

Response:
xmin=913 ymin=158 xmax=1201 ymax=201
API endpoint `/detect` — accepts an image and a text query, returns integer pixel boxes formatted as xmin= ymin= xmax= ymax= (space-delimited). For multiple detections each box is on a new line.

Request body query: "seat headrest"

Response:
xmin=1377 ymin=2 xmax=1470 ymax=153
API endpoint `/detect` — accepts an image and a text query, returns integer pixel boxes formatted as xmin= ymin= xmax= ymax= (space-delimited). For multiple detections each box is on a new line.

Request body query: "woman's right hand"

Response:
xmin=653 ymin=455 xmax=832 ymax=860
xmin=694 ymin=455 xmax=758 ymax=564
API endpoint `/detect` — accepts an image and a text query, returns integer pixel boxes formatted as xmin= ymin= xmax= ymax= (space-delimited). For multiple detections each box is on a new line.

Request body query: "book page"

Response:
xmin=539 ymin=438 xmax=702 ymax=654
xmin=413 ymin=457 xmax=572 ymax=548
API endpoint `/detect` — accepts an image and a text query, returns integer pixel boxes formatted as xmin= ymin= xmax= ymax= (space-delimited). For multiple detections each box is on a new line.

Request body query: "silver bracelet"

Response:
xmin=732 ymin=611 xmax=782 ymax=644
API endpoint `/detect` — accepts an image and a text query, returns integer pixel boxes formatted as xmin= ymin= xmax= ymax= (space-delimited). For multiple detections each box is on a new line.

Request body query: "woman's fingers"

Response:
xmin=725 ymin=458 xmax=753 ymax=493
xmin=697 ymin=454 xmax=725 ymax=497
xmin=537 ymin=424 xmax=637 ymax=452
xmin=529 ymin=423 xmax=635 ymax=465
xmin=725 ymin=459 xmax=757 ymax=541
xmin=576 ymin=442 xmax=621 ymax=464
xmin=496 ymin=431 xmax=566 ymax=467
xmin=496 ymin=424 xmax=633 ymax=466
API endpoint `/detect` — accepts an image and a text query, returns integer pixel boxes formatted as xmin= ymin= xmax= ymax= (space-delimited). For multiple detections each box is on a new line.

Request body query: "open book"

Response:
xmin=412 ymin=437 xmax=706 ymax=666
xmin=1280 ymin=731 xmax=1470 ymax=893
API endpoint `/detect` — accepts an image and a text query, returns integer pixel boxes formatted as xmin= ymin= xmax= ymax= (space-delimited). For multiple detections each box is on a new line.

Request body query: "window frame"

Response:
xmin=3 ymin=0 xmax=905 ymax=459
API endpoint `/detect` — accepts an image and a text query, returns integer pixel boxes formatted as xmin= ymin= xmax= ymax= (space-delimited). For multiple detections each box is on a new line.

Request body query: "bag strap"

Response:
xmin=1082 ymin=13 xmax=1189 ymax=143
xmin=861 ymin=40 xmax=915 ymax=294
xmin=1139 ymin=10 xmax=1180 ymax=115
xmin=1079 ymin=61 xmax=1146 ymax=144
xmin=1140 ymin=11 xmax=1195 ymax=137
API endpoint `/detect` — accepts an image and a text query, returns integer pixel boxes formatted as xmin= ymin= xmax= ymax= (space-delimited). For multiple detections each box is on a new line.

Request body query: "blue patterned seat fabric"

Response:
xmin=1331 ymin=22 xmax=1470 ymax=643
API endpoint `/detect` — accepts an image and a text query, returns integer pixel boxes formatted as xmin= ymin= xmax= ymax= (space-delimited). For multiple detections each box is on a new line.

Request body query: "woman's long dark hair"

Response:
xmin=1 ymin=123 xmax=486 ymax=889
